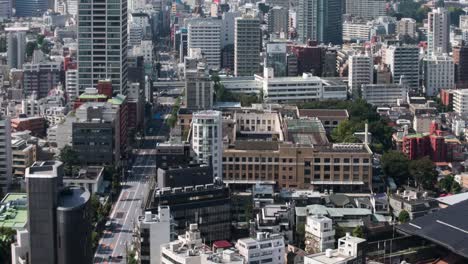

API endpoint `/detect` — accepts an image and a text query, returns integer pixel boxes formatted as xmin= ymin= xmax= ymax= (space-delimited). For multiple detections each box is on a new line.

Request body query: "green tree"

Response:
xmin=352 ymin=225 xmax=364 ymax=238
xmin=26 ymin=42 xmax=37 ymax=57
xmin=398 ymin=210 xmax=410 ymax=223
xmin=334 ymin=225 xmax=346 ymax=240
xmin=439 ymin=175 xmax=462 ymax=194
xmin=127 ymin=249 xmax=138 ymax=264
xmin=381 ymin=151 xmax=410 ymax=184
xmin=0 ymin=227 xmax=16 ymax=264
xmin=451 ymin=180 xmax=462 ymax=194
xmin=59 ymin=145 xmax=78 ymax=174
xmin=409 ymin=157 xmax=438 ymax=190
xmin=331 ymin=120 xmax=362 ymax=143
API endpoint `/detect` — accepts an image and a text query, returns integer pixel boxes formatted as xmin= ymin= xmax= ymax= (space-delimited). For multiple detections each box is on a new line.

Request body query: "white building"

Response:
xmin=130 ymin=40 xmax=153 ymax=65
xmin=236 ymin=233 xmax=285 ymax=264
xmin=386 ymin=45 xmax=420 ymax=92
xmin=221 ymin=11 xmax=241 ymax=48
xmin=137 ymin=207 xmax=171 ymax=264
xmin=11 ymin=229 xmax=29 ymax=264
xmin=65 ymin=69 xmax=79 ymax=101
xmin=234 ymin=15 xmax=261 ymax=76
xmin=345 ymin=0 xmax=386 ymax=20
xmin=21 ymin=99 xmax=41 ymax=116
xmin=262 ymin=73 xmax=323 ymax=103
xmin=191 ymin=111 xmax=223 ymax=179
xmin=221 ymin=77 xmax=262 ymax=95
xmin=304 ymin=234 xmax=366 ymax=264
xmin=361 ymin=83 xmax=408 ymax=106
xmin=348 ymin=54 xmax=373 ymax=96
xmin=423 ymin=53 xmax=454 ymax=97
xmin=453 ymin=89 xmax=468 ymax=116
xmin=187 ymin=18 xmax=222 ymax=70
xmin=397 ymin=18 xmax=417 ymax=39
xmin=342 ymin=20 xmax=371 ymax=42
xmin=305 ymin=215 xmax=335 ymax=254
xmin=0 ymin=115 xmax=12 ymax=192
xmin=427 ymin=7 xmax=450 ymax=55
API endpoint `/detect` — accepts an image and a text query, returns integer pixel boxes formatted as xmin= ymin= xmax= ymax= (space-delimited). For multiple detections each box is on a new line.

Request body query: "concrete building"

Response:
xmin=305 ymin=215 xmax=335 ymax=254
xmin=157 ymin=164 xmax=212 ymax=189
xmin=304 ymin=234 xmax=366 ymax=264
xmin=266 ymin=42 xmax=288 ymax=77
xmin=453 ymin=89 xmax=468 ymax=116
xmin=63 ymin=166 xmax=105 ymax=195
xmin=184 ymin=59 xmax=213 ymax=110
xmin=453 ymin=45 xmax=468 ymax=87
xmin=267 ymin=6 xmax=289 ymax=37
xmin=26 ymin=161 xmax=92 ymax=264
xmin=0 ymin=0 xmax=11 ymax=18
xmin=386 ymin=44 xmax=420 ymax=93
xmin=361 ymin=83 xmax=408 ymax=106
xmin=187 ymin=18 xmax=222 ymax=70
xmin=191 ymin=111 xmax=223 ymax=179
xmin=297 ymin=109 xmax=349 ymax=133
xmin=389 ymin=189 xmax=438 ymax=220
xmin=397 ymin=18 xmax=417 ymax=39
xmin=66 ymin=69 xmax=79 ymax=101
xmin=348 ymin=54 xmax=373 ymax=97
xmin=423 ymin=53 xmax=454 ymax=97
xmin=342 ymin=20 xmax=371 ymax=42
xmin=15 ymin=0 xmax=48 ymax=17
xmin=136 ymin=206 xmax=172 ymax=264
xmin=427 ymin=7 xmax=450 ymax=55
xmin=0 ymin=115 xmax=12 ymax=193
xmin=6 ymin=28 xmax=27 ymax=70
xmin=11 ymin=139 xmax=36 ymax=180
xmin=297 ymin=0 xmax=343 ymax=45
xmin=345 ymin=0 xmax=386 ymax=20
xmin=236 ymin=233 xmax=285 ymax=264
xmin=234 ymin=15 xmax=261 ymax=76
xmin=77 ymin=0 xmax=128 ymax=95
xmin=23 ymin=60 xmax=62 ymax=99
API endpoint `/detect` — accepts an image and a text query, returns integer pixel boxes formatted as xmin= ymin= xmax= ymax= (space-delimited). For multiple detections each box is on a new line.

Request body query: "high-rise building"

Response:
xmin=423 ymin=53 xmax=454 ymax=97
xmin=0 ymin=115 xmax=12 ymax=193
xmin=77 ymin=0 xmax=128 ymax=95
xmin=267 ymin=6 xmax=289 ymax=37
xmin=26 ymin=161 xmax=92 ymax=264
xmin=345 ymin=0 xmax=386 ymax=20
xmin=427 ymin=7 xmax=450 ymax=55
xmin=234 ymin=15 xmax=261 ymax=76
xmin=187 ymin=18 xmax=222 ymax=70
xmin=296 ymin=0 xmax=343 ymax=45
xmin=386 ymin=44 xmax=420 ymax=93
xmin=191 ymin=110 xmax=223 ymax=179
xmin=348 ymin=54 xmax=374 ymax=97
xmin=65 ymin=69 xmax=79 ymax=101
xmin=453 ymin=45 xmax=468 ymax=87
xmin=22 ymin=60 xmax=62 ymax=99
xmin=6 ymin=28 xmax=27 ymax=70
xmin=0 ymin=0 xmax=12 ymax=18
xmin=397 ymin=18 xmax=417 ymax=39
xmin=184 ymin=58 xmax=213 ymax=110
xmin=15 ymin=0 xmax=48 ymax=17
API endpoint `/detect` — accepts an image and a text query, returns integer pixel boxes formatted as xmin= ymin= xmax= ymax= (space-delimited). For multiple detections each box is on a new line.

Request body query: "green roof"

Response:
xmin=79 ymin=94 xmax=107 ymax=100
xmin=108 ymin=94 xmax=126 ymax=105
xmin=0 ymin=193 xmax=27 ymax=230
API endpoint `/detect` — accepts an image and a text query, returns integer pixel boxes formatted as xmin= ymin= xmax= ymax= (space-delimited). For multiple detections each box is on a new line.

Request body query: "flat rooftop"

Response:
xmin=298 ymin=109 xmax=349 ymax=119
xmin=0 ymin=193 xmax=27 ymax=230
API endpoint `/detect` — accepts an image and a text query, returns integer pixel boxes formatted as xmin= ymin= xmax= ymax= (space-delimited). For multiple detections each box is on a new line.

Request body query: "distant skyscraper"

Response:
xmin=15 ymin=0 xmax=49 ymax=17
xmin=427 ymin=7 xmax=450 ymax=55
xmin=6 ymin=29 xmax=27 ymax=70
xmin=234 ymin=15 xmax=261 ymax=76
xmin=77 ymin=0 xmax=128 ymax=95
xmin=0 ymin=0 xmax=12 ymax=18
xmin=297 ymin=0 xmax=343 ymax=45
xmin=0 ymin=114 xmax=12 ymax=193
xmin=267 ymin=6 xmax=289 ymax=37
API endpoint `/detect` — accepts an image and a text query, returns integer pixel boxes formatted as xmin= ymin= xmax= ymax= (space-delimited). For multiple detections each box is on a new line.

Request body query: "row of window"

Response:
xmin=222 ymin=156 xmax=370 ymax=164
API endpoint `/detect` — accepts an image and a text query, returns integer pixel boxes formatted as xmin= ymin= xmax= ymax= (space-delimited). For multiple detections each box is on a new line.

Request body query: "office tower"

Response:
xmin=267 ymin=6 xmax=289 ymax=37
xmin=187 ymin=19 xmax=222 ymax=70
xmin=26 ymin=161 xmax=92 ymax=264
xmin=297 ymin=0 xmax=343 ymax=45
xmin=22 ymin=58 xmax=62 ymax=99
xmin=221 ymin=11 xmax=241 ymax=48
xmin=397 ymin=18 xmax=417 ymax=39
xmin=348 ymin=54 xmax=374 ymax=97
xmin=423 ymin=53 xmax=454 ymax=96
xmin=345 ymin=0 xmax=386 ymax=20
xmin=234 ymin=15 xmax=261 ymax=76
xmin=184 ymin=58 xmax=213 ymax=110
xmin=0 ymin=115 xmax=12 ymax=193
xmin=191 ymin=110 xmax=223 ymax=178
xmin=386 ymin=45 xmax=420 ymax=93
xmin=0 ymin=0 xmax=12 ymax=18
xmin=77 ymin=0 xmax=128 ymax=95
xmin=427 ymin=7 xmax=450 ymax=55
xmin=453 ymin=45 xmax=468 ymax=87
xmin=15 ymin=0 xmax=48 ymax=17
xmin=65 ymin=69 xmax=79 ymax=101
xmin=266 ymin=42 xmax=288 ymax=77
xmin=6 ymin=28 xmax=27 ymax=70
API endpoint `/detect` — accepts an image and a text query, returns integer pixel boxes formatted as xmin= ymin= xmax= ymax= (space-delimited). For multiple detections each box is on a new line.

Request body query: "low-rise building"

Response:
xmin=305 ymin=215 xmax=335 ymax=254
xmin=11 ymin=139 xmax=36 ymax=179
xmin=389 ymin=189 xmax=439 ymax=220
xmin=297 ymin=109 xmax=349 ymax=133
xmin=0 ymin=193 xmax=27 ymax=230
xmin=251 ymin=204 xmax=294 ymax=244
xmin=63 ymin=166 xmax=105 ymax=195
xmin=157 ymin=164 xmax=212 ymax=189
xmin=304 ymin=233 xmax=366 ymax=264
xmin=361 ymin=83 xmax=408 ymax=106
xmin=11 ymin=116 xmax=46 ymax=138
xmin=236 ymin=232 xmax=285 ymax=264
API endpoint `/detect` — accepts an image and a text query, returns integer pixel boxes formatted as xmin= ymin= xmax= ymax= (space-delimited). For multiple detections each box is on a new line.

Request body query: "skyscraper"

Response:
xmin=234 ymin=14 xmax=261 ymax=76
xmin=77 ymin=0 xmax=128 ymax=95
xmin=6 ymin=28 xmax=27 ymax=70
xmin=386 ymin=45 xmax=420 ymax=93
xmin=0 ymin=0 xmax=12 ymax=18
xmin=0 ymin=114 xmax=12 ymax=193
xmin=427 ymin=7 xmax=450 ymax=55
xmin=297 ymin=0 xmax=343 ymax=45
xmin=15 ymin=0 xmax=48 ymax=17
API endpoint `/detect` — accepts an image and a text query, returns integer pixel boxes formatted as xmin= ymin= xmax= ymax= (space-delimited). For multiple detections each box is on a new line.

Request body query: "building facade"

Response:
xmin=0 ymin=115 xmax=12 ymax=193
xmin=427 ymin=7 xmax=450 ymax=55
xmin=345 ymin=0 xmax=386 ymax=20
xmin=187 ymin=19 xmax=222 ymax=70
xmin=234 ymin=15 xmax=261 ymax=76
xmin=386 ymin=44 xmax=420 ymax=93
xmin=423 ymin=53 xmax=454 ymax=97
xmin=348 ymin=54 xmax=374 ymax=97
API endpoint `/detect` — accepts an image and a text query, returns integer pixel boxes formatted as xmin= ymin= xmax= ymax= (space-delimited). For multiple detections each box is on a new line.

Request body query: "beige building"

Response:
xmin=11 ymin=139 xmax=37 ymax=179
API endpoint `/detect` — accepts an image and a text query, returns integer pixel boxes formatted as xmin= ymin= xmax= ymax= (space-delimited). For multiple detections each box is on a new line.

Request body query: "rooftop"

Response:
xmin=436 ymin=192 xmax=468 ymax=206
xmin=57 ymin=186 xmax=90 ymax=211
xmin=0 ymin=193 xmax=27 ymax=230
xmin=63 ymin=166 xmax=104 ymax=181
xmin=298 ymin=109 xmax=349 ymax=119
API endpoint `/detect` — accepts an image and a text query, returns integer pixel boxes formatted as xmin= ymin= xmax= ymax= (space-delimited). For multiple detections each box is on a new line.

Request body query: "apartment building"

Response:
xmin=11 ymin=139 xmax=36 ymax=179
xmin=305 ymin=215 xmax=335 ymax=254
xmin=453 ymin=89 xmax=468 ymax=115
xmin=236 ymin=233 xmax=285 ymax=264
xmin=361 ymin=83 xmax=408 ymax=106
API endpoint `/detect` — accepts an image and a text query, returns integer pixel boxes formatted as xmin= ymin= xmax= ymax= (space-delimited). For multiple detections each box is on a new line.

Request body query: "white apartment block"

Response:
xmin=305 ymin=215 xmax=335 ymax=253
xmin=423 ymin=53 xmax=454 ymax=97
xmin=361 ymin=83 xmax=408 ymax=106
xmin=236 ymin=233 xmax=285 ymax=264
xmin=345 ymin=0 xmax=386 ymax=20
xmin=348 ymin=54 xmax=374 ymax=96
xmin=65 ymin=69 xmax=79 ymax=101
xmin=386 ymin=45 xmax=420 ymax=92
xmin=397 ymin=18 xmax=417 ymax=38
xmin=187 ymin=19 xmax=222 ymax=70
xmin=234 ymin=15 xmax=261 ymax=76
xmin=262 ymin=73 xmax=323 ymax=103
xmin=0 ymin=115 xmax=12 ymax=192
xmin=305 ymin=234 xmax=366 ymax=264
xmin=427 ymin=7 xmax=450 ymax=55
xmin=343 ymin=21 xmax=371 ymax=42
xmin=137 ymin=207 xmax=171 ymax=264
xmin=191 ymin=111 xmax=223 ymax=179
xmin=21 ymin=99 xmax=41 ymax=116
xmin=453 ymin=89 xmax=468 ymax=116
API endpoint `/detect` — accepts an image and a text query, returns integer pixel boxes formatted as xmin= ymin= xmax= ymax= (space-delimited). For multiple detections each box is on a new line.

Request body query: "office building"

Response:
xmin=191 ymin=111 xmax=223 ymax=179
xmin=187 ymin=18 xmax=222 ymax=70
xmin=423 ymin=53 xmax=454 ymax=97
xmin=297 ymin=0 xmax=343 ymax=44
xmin=26 ymin=161 xmax=92 ymax=264
xmin=234 ymin=15 xmax=261 ymax=76
xmin=266 ymin=42 xmax=288 ymax=77
xmin=157 ymin=164 xmax=212 ymax=189
xmin=0 ymin=115 xmax=12 ymax=193
xmin=136 ymin=207 xmax=172 ymax=264
xmin=304 ymin=234 xmax=366 ymax=264
xmin=342 ymin=20 xmax=372 ymax=42
xmin=184 ymin=59 xmax=213 ymax=110
xmin=362 ymin=83 xmax=408 ymax=106
xmin=348 ymin=54 xmax=373 ymax=96
xmin=77 ymin=0 xmax=128 ymax=95
xmin=148 ymin=182 xmax=231 ymax=242
xmin=453 ymin=89 xmax=468 ymax=116
xmin=155 ymin=142 xmax=192 ymax=169
xmin=427 ymin=7 xmax=450 ymax=55
xmin=6 ymin=28 xmax=27 ymax=70
xmin=453 ymin=45 xmax=468 ymax=87
xmin=23 ymin=60 xmax=62 ymax=99
xmin=386 ymin=44 xmax=420 ymax=93
xmin=345 ymin=0 xmax=386 ymax=20
xmin=15 ymin=0 xmax=48 ymax=17
xmin=0 ymin=0 xmax=11 ymax=18
xmin=305 ymin=215 xmax=335 ymax=254
xmin=289 ymin=43 xmax=323 ymax=76
xmin=397 ymin=18 xmax=417 ymax=39
xmin=11 ymin=139 xmax=36 ymax=180
xmin=267 ymin=6 xmax=289 ymax=37
xmin=236 ymin=233 xmax=285 ymax=264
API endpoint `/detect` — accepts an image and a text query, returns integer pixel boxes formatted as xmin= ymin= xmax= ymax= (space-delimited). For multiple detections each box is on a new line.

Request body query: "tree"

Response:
xmin=439 ymin=175 xmax=462 ymax=194
xmin=352 ymin=225 xmax=364 ymax=238
xmin=409 ymin=157 xmax=438 ymax=190
xmin=59 ymin=145 xmax=78 ymax=174
xmin=0 ymin=227 xmax=16 ymax=264
xmin=26 ymin=42 xmax=37 ymax=57
xmin=334 ymin=225 xmax=346 ymax=240
xmin=398 ymin=210 xmax=410 ymax=223
xmin=331 ymin=120 xmax=362 ymax=143
xmin=381 ymin=151 xmax=410 ymax=184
